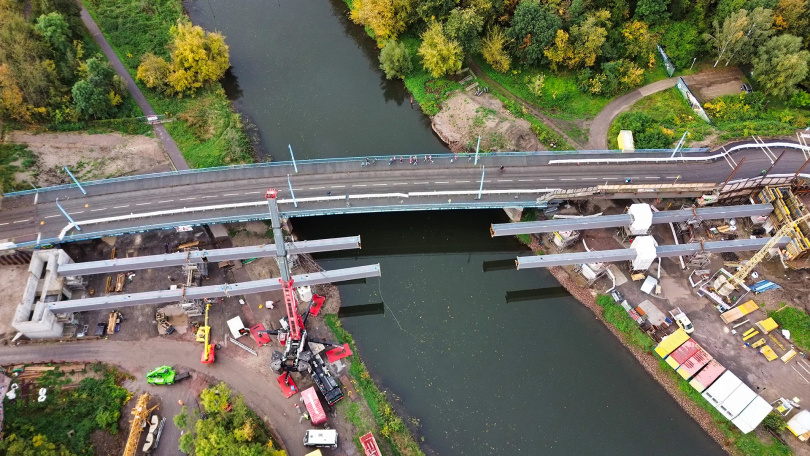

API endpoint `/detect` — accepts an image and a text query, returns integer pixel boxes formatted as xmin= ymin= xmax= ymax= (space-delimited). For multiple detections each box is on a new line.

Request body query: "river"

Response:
xmin=186 ymin=1 xmax=726 ymax=454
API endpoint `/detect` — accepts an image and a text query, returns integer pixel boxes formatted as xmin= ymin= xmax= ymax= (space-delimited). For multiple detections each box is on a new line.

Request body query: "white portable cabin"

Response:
xmin=630 ymin=236 xmax=658 ymax=270
xmin=702 ymin=371 xmax=743 ymax=407
xmin=627 ymin=204 xmax=652 ymax=236
xmin=731 ymin=396 xmax=772 ymax=434
xmin=717 ymin=383 xmax=758 ymax=420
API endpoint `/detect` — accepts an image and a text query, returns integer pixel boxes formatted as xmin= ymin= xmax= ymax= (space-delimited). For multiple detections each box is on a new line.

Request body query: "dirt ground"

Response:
xmin=5 ymin=131 xmax=172 ymax=187
xmin=682 ymin=67 xmax=746 ymax=103
xmin=0 ymin=265 xmax=29 ymax=340
xmin=431 ymin=90 xmax=544 ymax=153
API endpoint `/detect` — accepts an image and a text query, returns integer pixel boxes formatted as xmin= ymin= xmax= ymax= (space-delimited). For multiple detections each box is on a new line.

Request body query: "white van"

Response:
xmin=303 ymin=429 xmax=338 ymax=449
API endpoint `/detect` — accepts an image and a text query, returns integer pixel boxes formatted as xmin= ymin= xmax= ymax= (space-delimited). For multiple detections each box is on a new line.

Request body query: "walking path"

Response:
xmin=467 ymin=58 xmax=584 ymax=150
xmin=78 ymin=3 xmax=190 ymax=171
xmin=586 ymin=77 xmax=677 ymax=150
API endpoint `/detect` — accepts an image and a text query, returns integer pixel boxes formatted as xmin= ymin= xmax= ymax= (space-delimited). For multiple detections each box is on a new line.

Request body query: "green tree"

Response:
xmin=379 ymin=39 xmax=413 ymax=79
xmin=0 ymin=1 xmax=54 ymax=109
xmin=753 ymin=33 xmax=809 ymax=98
xmin=481 ymin=26 xmax=511 ymax=73
xmin=200 ymin=381 xmax=232 ymax=414
xmin=570 ymin=10 xmax=610 ymax=67
xmin=445 ymin=7 xmax=483 ymax=54
xmin=0 ymin=63 xmax=31 ymax=122
xmin=350 ymin=0 xmax=413 ymax=42
xmin=715 ymin=0 xmax=745 ymax=22
xmin=0 ymin=434 xmax=77 ymax=456
xmin=634 ymin=0 xmax=670 ymax=24
xmin=506 ymin=0 xmax=562 ymax=66
xmin=166 ymin=21 xmax=230 ymax=95
xmin=418 ymin=21 xmax=463 ymax=77
xmin=72 ymin=57 xmax=124 ymax=119
xmin=704 ymin=8 xmax=749 ymax=67
xmin=35 ymin=12 xmax=75 ymax=80
xmin=415 ymin=0 xmax=455 ymax=26
xmin=705 ymin=8 xmax=773 ymax=67
xmin=662 ymin=21 xmax=702 ymax=68
xmin=725 ymin=7 xmax=773 ymax=64
xmin=622 ymin=20 xmax=658 ymax=66
xmin=544 ymin=30 xmax=574 ymax=70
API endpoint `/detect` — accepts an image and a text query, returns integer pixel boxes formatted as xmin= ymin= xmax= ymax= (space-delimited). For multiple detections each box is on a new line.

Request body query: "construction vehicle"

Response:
xmin=713 ymin=213 xmax=810 ymax=296
xmin=669 ymin=307 xmax=694 ymax=334
xmin=200 ymin=303 xmax=215 ymax=364
xmin=146 ymin=366 xmax=190 ymax=385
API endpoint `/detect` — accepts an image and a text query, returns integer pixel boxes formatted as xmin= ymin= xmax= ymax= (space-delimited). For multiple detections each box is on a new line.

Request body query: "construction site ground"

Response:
xmin=553 ymin=198 xmax=810 ymax=455
xmin=2 ymin=221 xmax=370 ymax=455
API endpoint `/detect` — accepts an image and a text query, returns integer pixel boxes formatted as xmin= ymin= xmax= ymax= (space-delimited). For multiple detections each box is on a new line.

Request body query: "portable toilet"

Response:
xmin=297 ymin=286 xmax=313 ymax=303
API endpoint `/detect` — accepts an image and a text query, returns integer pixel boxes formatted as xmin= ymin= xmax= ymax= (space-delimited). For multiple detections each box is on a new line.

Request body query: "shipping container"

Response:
xmin=787 ymin=410 xmax=810 ymax=441
xmin=301 ymin=387 xmax=328 ymax=425
xmin=676 ymin=347 xmax=712 ymax=380
xmin=731 ymin=396 xmax=772 ymax=434
xmin=702 ymin=371 xmax=743 ymax=407
xmin=717 ymin=383 xmax=758 ymax=420
xmin=689 ymin=360 xmax=725 ymax=393
xmin=654 ymin=328 xmax=690 ymax=358
xmin=665 ymin=338 xmax=699 ymax=369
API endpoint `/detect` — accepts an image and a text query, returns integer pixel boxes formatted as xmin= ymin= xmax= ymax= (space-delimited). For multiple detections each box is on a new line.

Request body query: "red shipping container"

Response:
xmin=676 ymin=347 xmax=713 ymax=380
xmin=301 ymin=386 xmax=327 ymax=425
xmin=360 ymin=432 xmax=381 ymax=456
xmin=667 ymin=338 xmax=699 ymax=367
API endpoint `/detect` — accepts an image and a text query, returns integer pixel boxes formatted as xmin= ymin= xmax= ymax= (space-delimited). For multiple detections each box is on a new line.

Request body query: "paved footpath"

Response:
xmin=78 ymin=3 xmax=190 ymax=171
xmin=587 ymin=77 xmax=678 ymax=150
xmin=0 ymin=338 xmax=312 ymax=455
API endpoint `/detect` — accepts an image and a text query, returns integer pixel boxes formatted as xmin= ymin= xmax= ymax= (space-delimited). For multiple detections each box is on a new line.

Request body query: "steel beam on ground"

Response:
xmin=516 ymin=249 xmax=637 ymax=269
xmin=48 ymin=264 xmax=381 ymax=313
xmin=56 ymin=236 xmax=361 ymax=276
xmin=492 ymin=214 xmax=632 ymax=236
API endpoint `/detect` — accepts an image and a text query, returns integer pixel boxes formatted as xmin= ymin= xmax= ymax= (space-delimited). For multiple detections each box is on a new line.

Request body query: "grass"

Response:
xmin=84 ymin=0 xmax=254 ymax=167
xmin=770 ymin=306 xmax=810 ymax=353
xmin=608 ymin=87 xmax=809 ymax=149
xmin=593 ymin=295 xmax=792 ymax=455
xmin=325 ymin=314 xmax=425 ymax=456
xmin=2 ymin=364 xmax=131 ymax=455
xmin=399 ymin=36 xmax=463 ymax=117
xmin=0 ymin=143 xmax=38 ymax=193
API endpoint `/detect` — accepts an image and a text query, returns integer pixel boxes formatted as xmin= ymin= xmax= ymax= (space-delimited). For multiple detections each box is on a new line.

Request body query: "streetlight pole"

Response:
xmin=288 ymin=144 xmax=298 ymax=174
xmin=474 ymin=136 xmax=481 ymax=165
xmin=287 ymin=174 xmax=298 ymax=208
xmin=55 ymin=199 xmax=81 ymax=231
xmin=62 ymin=166 xmax=86 ymax=195
xmin=477 ymin=166 xmax=485 ymax=200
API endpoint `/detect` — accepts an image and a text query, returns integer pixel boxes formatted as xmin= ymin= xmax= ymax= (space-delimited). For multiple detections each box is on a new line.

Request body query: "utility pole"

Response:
xmin=63 ymin=166 xmax=86 ymax=195
xmin=670 ymin=131 xmax=688 ymax=158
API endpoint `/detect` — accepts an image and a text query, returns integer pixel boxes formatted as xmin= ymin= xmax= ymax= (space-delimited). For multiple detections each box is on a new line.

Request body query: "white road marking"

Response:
xmin=413 ymin=182 xmax=429 ymax=185
xmin=603 ymin=177 xmax=618 ymax=180
xmin=0 ymin=223 xmax=7 ymax=226
xmin=518 ymin=179 xmax=533 ymax=182
xmin=455 ymin=180 xmax=470 ymax=183
xmin=372 ymin=183 xmax=388 ymax=186
xmin=113 ymin=205 xmax=129 ymax=209
xmin=13 ymin=219 xmax=30 ymax=223
xmin=665 ymin=176 xmax=679 ymax=179
xmin=244 ymin=191 xmax=262 ymax=195
xmin=223 ymin=193 xmax=239 ymax=196
xmin=560 ymin=178 xmax=576 ymax=181
xmin=644 ymin=177 xmax=659 ymax=180
xmin=91 ymin=208 xmax=107 ymax=212
xmin=179 ymin=197 xmax=196 ymax=201
xmin=158 ymin=200 xmax=174 ymax=203
xmin=353 ymin=184 xmax=367 ymax=187
xmin=201 ymin=196 xmax=217 ymax=199
xmin=498 ymin=179 xmax=513 ymax=182
xmin=536 ymin=178 xmax=555 ymax=181
xmin=136 ymin=202 xmax=152 ymax=205
xmin=390 ymin=183 xmax=409 ymax=185
xmin=70 ymin=211 xmax=84 ymax=214
xmin=582 ymin=177 xmax=597 ymax=180
xmin=45 ymin=215 xmax=60 ymax=219
xmin=331 ymin=185 xmax=346 ymax=188
xmin=434 ymin=181 xmax=450 ymax=184
xmin=309 ymin=187 xmax=325 ymax=190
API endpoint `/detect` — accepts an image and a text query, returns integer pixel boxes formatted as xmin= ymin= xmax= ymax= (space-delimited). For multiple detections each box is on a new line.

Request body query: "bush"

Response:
xmin=770 ymin=306 xmax=810 ymax=352
xmin=789 ymin=91 xmax=810 ymax=108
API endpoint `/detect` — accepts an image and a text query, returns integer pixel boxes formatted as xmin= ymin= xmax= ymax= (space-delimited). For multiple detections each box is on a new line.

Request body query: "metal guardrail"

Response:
xmin=2 ymin=148 xmax=709 ymax=197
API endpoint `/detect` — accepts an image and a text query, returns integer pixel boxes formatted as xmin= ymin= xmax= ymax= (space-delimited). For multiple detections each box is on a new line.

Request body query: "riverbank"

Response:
xmin=526 ymin=235 xmax=789 ymax=456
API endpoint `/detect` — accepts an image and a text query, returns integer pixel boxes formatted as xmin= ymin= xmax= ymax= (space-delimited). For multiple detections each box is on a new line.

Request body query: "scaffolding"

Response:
xmin=757 ymin=186 xmax=810 ymax=265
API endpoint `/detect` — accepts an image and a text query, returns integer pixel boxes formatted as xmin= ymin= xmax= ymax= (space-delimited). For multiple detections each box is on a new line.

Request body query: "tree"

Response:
xmin=725 ymin=7 xmax=773 ymax=65
xmin=0 ymin=434 xmax=77 ymax=456
xmin=704 ymin=9 xmax=749 ymax=67
xmin=35 ymin=12 xmax=75 ymax=80
xmin=72 ymin=57 xmax=124 ymax=119
xmin=417 ymin=21 xmax=462 ymax=77
xmin=0 ymin=63 xmax=31 ymax=122
xmin=379 ymin=40 xmax=413 ymax=79
xmin=506 ymin=0 xmax=562 ymax=66
xmin=415 ymin=0 xmax=456 ymax=26
xmin=774 ymin=0 xmax=809 ymax=39
xmin=166 ymin=22 xmax=230 ymax=95
xmin=481 ymin=26 xmax=511 ymax=73
xmin=705 ymin=8 xmax=773 ymax=67
xmin=544 ymin=30 xmax=574 ymax=70
xmin=634 ymin=0 xmax=670 ymax=25
xmin=136 ymin=53 xmax=171 ymax=91
xmin=569 ymin=10 xmax=609 ymax=67
xmin=622 ymin=20 xmax=657 ymax=66
xmin=753 ymin=34 xmax=809 ymax=98
xmin=662 ymin=21 xmax=702 ymax=68
xmin=350 ymin=0 xmax=413 ymax=42
xmin=200 ymin=382 xmax=232 ymax=414
xmin=445 ymin=7 xmax=483 ymax=54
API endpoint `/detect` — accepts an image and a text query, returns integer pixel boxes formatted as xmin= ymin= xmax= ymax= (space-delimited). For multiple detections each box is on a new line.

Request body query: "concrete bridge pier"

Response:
xmin=503 ymin=207 xmax=524 ymax=222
